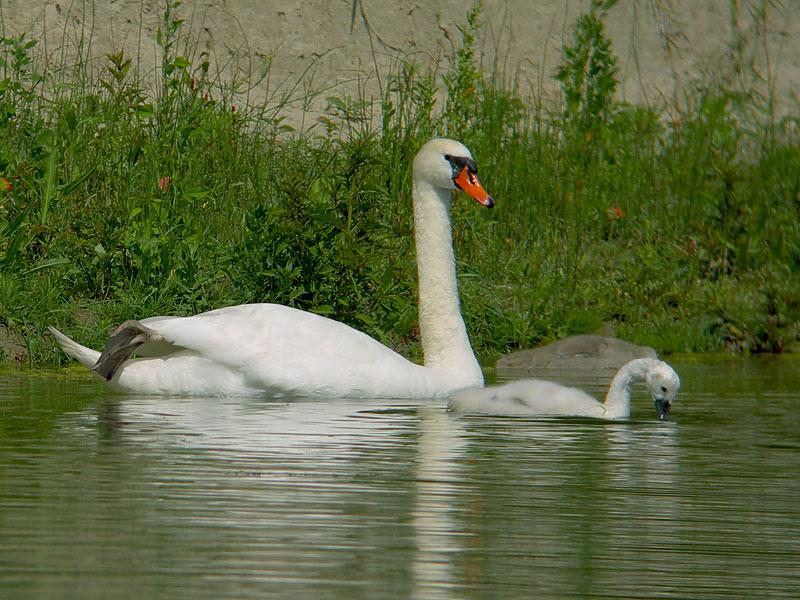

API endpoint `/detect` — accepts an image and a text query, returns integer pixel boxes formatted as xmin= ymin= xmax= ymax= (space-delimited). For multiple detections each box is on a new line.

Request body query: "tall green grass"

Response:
xmin=1 ymin=0 xmax=799 ymax=365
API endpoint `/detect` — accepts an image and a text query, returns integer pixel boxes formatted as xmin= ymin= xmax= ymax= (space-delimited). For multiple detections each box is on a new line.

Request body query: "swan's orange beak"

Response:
xmin=454 ymin=167 xmax=494 ymax=208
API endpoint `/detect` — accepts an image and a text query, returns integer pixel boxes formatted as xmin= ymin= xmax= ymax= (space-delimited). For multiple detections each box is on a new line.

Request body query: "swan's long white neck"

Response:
xmin=603 ymin=358 xmax=654 ymax=419
xmin=412 ymin=178 xmax=483 ymax=388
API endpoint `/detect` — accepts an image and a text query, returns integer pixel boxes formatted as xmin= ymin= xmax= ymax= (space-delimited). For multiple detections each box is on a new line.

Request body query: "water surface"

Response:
xmin=1 ymin=357 xmax=798 ymax=598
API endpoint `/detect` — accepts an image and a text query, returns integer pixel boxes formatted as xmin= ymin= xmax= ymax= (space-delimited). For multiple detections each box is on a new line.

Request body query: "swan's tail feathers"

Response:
xmin=48 ymin=326 xmax=101 ymax=370
xmin=92 ymin=319 xmax=164 ymax=381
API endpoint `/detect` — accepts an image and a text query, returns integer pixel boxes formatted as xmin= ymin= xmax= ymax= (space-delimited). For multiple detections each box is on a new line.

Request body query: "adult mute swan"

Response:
xmin=49 ymin=138 xmax=494 ymax=399
xmin=448 ymin=358 xmax=680 ymax=420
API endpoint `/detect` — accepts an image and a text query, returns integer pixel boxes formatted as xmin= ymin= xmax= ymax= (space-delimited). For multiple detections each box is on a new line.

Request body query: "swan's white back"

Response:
xmin=50 ymin=138 xmax=493 ymax=399
xmin=123 ymin=304 xmax=452 ymax=398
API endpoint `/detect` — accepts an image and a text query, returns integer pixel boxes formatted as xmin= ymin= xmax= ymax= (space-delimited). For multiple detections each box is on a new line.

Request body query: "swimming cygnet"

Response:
xmin=448 ymin=358 xmax=680 ymax=420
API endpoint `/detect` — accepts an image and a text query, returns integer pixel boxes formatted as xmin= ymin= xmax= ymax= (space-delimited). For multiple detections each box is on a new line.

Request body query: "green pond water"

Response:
xmin=1 ymin=357 xmax=798 ymax=599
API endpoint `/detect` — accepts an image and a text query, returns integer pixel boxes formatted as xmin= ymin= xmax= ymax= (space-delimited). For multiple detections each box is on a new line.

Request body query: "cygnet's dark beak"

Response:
xmin=655 ymin=399 xmax=671 ymax=421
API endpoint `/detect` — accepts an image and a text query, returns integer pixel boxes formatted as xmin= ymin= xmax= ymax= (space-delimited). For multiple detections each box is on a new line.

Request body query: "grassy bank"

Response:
xmin=2 ymin=1 xmax=800 ymax=367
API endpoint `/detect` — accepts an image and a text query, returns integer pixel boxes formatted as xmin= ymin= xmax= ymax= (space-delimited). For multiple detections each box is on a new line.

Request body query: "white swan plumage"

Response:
xmin=49 ymin=138 xmax=494 ymax=399
xmin=448 ymin=358 xmax=680 ymax=420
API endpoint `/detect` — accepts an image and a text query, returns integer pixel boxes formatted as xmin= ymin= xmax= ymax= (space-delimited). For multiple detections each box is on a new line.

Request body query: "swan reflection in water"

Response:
xmin=447 ymin=411 xmax=681 ymax=594
xmin=75 ymin=393 xmax=679 ymax=596
xmin=412 ymin=407 xmax=469 ymax=599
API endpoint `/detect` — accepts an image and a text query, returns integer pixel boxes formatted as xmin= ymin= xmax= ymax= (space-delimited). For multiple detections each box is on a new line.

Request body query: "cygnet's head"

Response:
xmin=413 ymin=138 xmax=494 ymax=207
xmin=645 ymin=361 xmax=681 ymax=420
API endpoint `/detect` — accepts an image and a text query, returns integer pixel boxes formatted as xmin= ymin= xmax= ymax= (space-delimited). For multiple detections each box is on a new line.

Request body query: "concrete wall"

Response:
xmin=2 ymin=1 xmax=797 ymax=127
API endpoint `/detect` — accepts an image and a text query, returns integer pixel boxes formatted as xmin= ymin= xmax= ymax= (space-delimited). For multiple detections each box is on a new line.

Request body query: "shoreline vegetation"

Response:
xmin=2 ymin=0 xmax=800 ymax=368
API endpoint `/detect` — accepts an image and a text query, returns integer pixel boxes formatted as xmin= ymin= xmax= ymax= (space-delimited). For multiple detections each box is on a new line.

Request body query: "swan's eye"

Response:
xmin=661 ymin=385 xmax=668 ymax=393
xmin=444 ymin=153 xmax=452 ymax=162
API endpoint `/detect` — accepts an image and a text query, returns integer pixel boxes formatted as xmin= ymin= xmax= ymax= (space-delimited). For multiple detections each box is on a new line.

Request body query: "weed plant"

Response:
xmin=1 ymin=1 xmax=800 ymax=366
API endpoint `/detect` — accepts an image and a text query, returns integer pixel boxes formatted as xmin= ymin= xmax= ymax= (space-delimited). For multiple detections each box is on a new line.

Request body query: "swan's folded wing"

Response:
xmin=139 ymin=303 xmax=443 ymax=398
